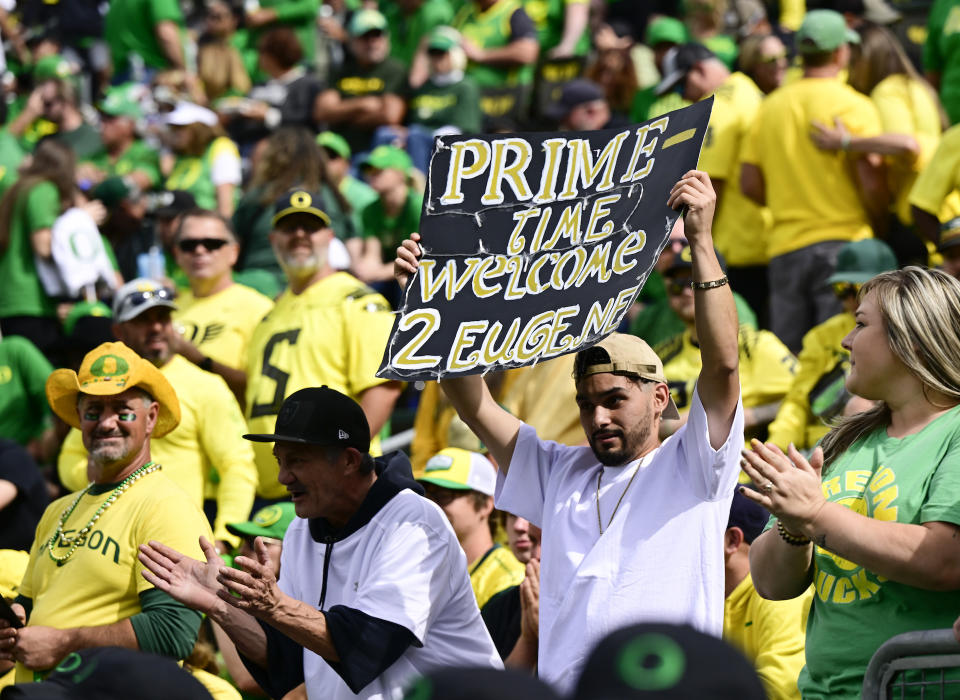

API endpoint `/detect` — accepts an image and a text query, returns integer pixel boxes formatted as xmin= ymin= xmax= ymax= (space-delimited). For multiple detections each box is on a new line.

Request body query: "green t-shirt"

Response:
xmin=104 ymin=0 xmax=185 ymax=72
xmin=360 ymin=187 xmax=424 ymax=261
xmin=453 ymin=0 xmax=536 ymax=88
xmin=85 ymin=140 xmax=162 ymax=190
xmin=523 ymin=0 xmax=589 ymax=55
xmin=382 ymin=0 xmax=454 ymax=68
xmin=800 ymin=405 xmax=960 ymax=699
xmin=0 ymin=130 xmax=25 ymax=200
xmin=0 ymin=335 xmax=54 ymax=445
xmin=409 ymin=76 xmax=482 ymax=132
xmin=52 ymin=123 xmax=103 ymax=162
xmin=925 ymin=0 xmax=960 ymax=124
xmin=331 ymin=56 xmax=408 ymax=153
xmin=341 ymin=176 xmax=379 ymax=238
xmin=0 ymin=181 xmax=59 ymax=318
xmin=633 ymin=290 xmax=756 ymax=348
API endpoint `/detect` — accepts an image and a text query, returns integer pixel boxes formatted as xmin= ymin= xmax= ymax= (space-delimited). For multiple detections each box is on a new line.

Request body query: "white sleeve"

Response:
xmin=676 ymin=385 xmax=744 ymax=501
xmin=493 ymin=423 xmax=561 ymax=528
xmin=209 ymin=149 xmax=242 ymax=186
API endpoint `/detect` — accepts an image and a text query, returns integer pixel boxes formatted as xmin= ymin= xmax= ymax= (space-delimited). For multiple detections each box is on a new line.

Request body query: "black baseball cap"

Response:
xmin=153 ymin=190 xmax=197 ymax=219
xmin=572 ymin=623 xmax=765 ymax=700
xmin=654 ymin=43 xmax=716 ymax=96
xmin=271 ymin=188 xmax=332 ymax=228
xmin=547 ymin=79 xmax=606 ymax=121
xmin=243 ymin=386 xmax=370 ymax=452
xmin=727 ymin=488 xmax=769 ymax=544
xmin=403 ymin=667 xmax=561 ymax=700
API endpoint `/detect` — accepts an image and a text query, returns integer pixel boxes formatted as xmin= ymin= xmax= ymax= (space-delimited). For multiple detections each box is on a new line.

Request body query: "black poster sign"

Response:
xmin=378 ymin=98 xmax=714 ymax=381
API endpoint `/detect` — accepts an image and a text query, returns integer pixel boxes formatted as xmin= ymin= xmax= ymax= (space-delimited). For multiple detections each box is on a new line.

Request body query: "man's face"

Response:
xmin=421 ymin=483 xmax=489 ymax=543
xmin=351 ymin=30 xmax=389 ymax=65
xmin=269 ymin=214 xmax=333 ymax=277
xmin=363 ymin=165 xmax=405 ymax=195
xmin=115 ymin=307 xmax=174 ymax=366
xmin=665 ymin=270 xmax=696 ymax=323
xmin=576 ymin=373 xmax=656 ymax=466
xmin=39 ymin=81 xmax=66 ymax=123
xmin=505 ymin=513 xmax=541 ymax=564
xmin=753 ymin=36 xmax=787 ymax=93
xmin=78 ymin=390 xmax=157 ymax=474
xmin=174 ymin=215 xmax=239 ymax=283
xmin=564 ymin=99 xmax=610 ymax=131
xmin=100 ymin=113 xmax=132 ymax=148
xmin=274 ymin=442 xmax=348 ymax=519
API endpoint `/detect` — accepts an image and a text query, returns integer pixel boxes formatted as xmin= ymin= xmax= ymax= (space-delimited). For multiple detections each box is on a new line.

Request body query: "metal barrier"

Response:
xmin=862 ymin=629 xmax=960 ymax=699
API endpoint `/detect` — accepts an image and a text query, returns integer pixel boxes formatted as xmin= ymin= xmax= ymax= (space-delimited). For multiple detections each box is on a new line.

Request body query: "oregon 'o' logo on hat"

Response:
xmin=253 ymin=504 xmax=284 ymax=527
xmin=89 ymin=354 xmax=130 ymax=377
xmin=291 ymin=191 xmax=312 ymax=208
xmin=617 ymin=633 xmax=686 ymax=690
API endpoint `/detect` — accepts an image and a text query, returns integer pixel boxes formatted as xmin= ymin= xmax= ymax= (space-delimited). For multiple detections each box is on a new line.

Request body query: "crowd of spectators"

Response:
xmin=2 ymin=0 xmax=960 ymax=698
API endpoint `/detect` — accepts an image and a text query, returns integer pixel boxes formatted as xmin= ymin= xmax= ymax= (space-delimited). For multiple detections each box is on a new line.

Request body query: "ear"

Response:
xmin=144 ymin=400 xmax=160 ymax=435
xmin=226 ymin=241 xmax=239 ymax=267
xmin=341 ymin=447 xmax=365 ymax=474
xmin=652 ymin=382 xmax=671 ymax=418
xmin=724 ymin=526 xmax=744 ymax=556
xmin=478 ymin=495 xmax=494 ymax=520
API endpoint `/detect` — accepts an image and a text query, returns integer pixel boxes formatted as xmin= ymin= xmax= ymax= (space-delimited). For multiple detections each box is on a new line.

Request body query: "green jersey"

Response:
xmin=340 ymin=176 xmax=379 ymax=238
xmin=360 ymin=187 xmax=424 ymax=261
xmin=523 ymin=0 xmax=589 ymax=55
xmin=0 ymin=182 xmax=59 ymax=319
xmin=382 ymin=0 xmax=454 ymax=67
xmin=104 ymin=0 xmax=185 ymax=72
xmin=409 ymin=76 xmax=482 ymax=132
xmin=925 ymin=0 xmax=960 ymax=124
xmin=0 ymin=336 xmax=54 ymax=445
xmin=453 ymin=0 xmax=537 ymax=88
xmin=85 ymin=140 xmax=162 ymax=190
xmin=164 ymin=137 xmax=240 ymax=211
xmin=800 ymin=405 xmax=960 ymax=699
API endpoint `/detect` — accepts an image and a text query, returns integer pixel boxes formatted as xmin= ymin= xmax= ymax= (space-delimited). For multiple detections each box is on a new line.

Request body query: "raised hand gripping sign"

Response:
xmin=378 ymin=98 xmax=714 ymax=381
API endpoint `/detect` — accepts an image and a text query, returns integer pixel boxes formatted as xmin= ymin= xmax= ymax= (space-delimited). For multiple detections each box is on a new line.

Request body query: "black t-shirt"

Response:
xmin=480 ymin=584 xmax=521 ymax=660
xmin=329 ymin=56 xmax=407 ymax=153
xmin=0 ymin=439 xmax=50 ymax=550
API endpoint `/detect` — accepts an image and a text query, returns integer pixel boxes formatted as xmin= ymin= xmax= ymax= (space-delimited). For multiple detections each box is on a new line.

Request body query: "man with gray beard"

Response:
xmin=243 ymin=189 xmax=402 ymax=502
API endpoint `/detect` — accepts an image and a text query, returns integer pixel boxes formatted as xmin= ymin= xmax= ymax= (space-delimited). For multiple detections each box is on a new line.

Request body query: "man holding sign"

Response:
xmin=395 ymin=169 xmax=743 ymax=692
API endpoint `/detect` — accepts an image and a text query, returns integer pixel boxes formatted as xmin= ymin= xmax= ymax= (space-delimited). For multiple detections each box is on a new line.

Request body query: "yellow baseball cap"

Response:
xmin=417 ymin=448 xmax=496 ymax=496
xmin=0 ymin=549 xmax=29 ymax=599
xmin=45 ymin=342 xmax=181 ymax=438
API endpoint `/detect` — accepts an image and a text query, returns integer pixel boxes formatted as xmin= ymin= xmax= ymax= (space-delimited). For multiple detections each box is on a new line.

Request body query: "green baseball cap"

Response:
xmin=645 ymin=17 xmax=687 ymax=47
xmin=317 ymin=131 xmax=351 ymax=160
xmin=427 ymin=27 xmax=459 ymax=52
xmin=33 ymin=55 xmax=74 ymax=82
xmin=826 ymin=239 xmax=897 ymax=284
xmin=92 ymin=176 xmax=133 ymax=208
xmin=348 ymin=8 xmax=388 ymax=37
xmin=796 ymin=10 xmax=860 ymax=53
xmin=361 ymin=145 xmax=412 ymax=173
xmin=226 ymin=502 xmax=296 ymax=540
xmin=63 ymin=301 xmax=113 ymax=337
xmin=98 ymin=83 xmax=144 ymax=120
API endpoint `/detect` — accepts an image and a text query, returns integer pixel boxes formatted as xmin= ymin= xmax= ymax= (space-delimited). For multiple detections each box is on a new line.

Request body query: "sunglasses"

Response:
xmin=119 ymin=287 xmax=174 ymax=312
xmin=759 ymin=52 xmax=788 ymax=65
xmin=666 ymin=277 xmax=693 ymax=296
xmin=427 ymin=48 xmax=448 ymax=57
xmin=178 ymin=238 xmax=230 ymax=253
xmin=831 ymin=282 xmax=861 ymax=299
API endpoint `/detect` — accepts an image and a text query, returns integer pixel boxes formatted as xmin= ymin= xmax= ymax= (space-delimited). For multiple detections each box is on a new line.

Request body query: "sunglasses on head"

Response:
xmin=177 ymin=238 xmax=230 ymax=253
xmin=122 ymin=287 xmax=174 ymax=311
xmin=831 ymin=282 xmax=861 ymax=299
xmin=666 ymin=277 xmax=693 ymax=296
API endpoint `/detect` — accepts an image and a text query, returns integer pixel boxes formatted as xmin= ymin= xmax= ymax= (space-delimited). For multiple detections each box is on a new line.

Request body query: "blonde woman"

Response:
xmin=742 ymin=266 xmax=960 ymax=699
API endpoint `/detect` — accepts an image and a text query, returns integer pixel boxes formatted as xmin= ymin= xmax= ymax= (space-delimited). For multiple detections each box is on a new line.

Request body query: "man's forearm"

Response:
xmin=210 ymin=603 xmax=270 ymax=667
xmin=474 ymin=40 xmax=538 ymax=67
xmin=257 ymin=593 xmax=339 ymax=662
xmin=155 ymin=21 xmax=185 ymax=69
xmin=65 ymin=619 xmax=138 ymax=654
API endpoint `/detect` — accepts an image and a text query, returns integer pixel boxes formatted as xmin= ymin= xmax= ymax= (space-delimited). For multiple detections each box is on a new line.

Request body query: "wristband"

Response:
xmin=777 ymin=520 xmax=811 ymax=546
xmin=199 ymin=356 xmax=214 ymax=372
xmin=690 ymin=276 xmax=729 ymax=291
xmin=840 ymin=132 xmax=851 ymax=151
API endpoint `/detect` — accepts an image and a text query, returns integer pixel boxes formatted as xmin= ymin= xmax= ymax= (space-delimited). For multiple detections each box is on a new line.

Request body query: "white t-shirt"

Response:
xmin=279 ymin=490 xmax=502 ymax=700
xmin=495 ymin=387 xmax=744 ymax=693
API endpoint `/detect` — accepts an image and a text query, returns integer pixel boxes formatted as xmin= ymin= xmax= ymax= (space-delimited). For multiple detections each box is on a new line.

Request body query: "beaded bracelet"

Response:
xmin=777 ymin=520 xmax=811 ymax=547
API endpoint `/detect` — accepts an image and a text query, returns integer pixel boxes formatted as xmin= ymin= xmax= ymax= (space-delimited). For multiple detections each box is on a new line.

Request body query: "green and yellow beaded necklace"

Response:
xmin=46 ymin=461 xmax=162 ymax=567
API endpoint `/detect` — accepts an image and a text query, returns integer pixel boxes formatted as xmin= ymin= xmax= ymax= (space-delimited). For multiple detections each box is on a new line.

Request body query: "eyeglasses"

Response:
xmin=178 ymin=238 xmax=230 ymax=253
xmin=666 ymin=277 xmax=693 ymax=296
xmin=831 ymin=282 xmax=861 ymax=299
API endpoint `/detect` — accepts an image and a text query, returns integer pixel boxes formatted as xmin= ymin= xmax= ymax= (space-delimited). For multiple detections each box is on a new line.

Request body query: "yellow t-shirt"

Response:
xmin=58 ymin=355 xmax=258 ymax=546
xmin=245 ymin=272 xmax=395 ymax=499
xmin=658 ymin=326 xmax=798 ymax=415
xmin=499 ymin=353 xmax=583 ymax=447
xmin=741 ymin=77 xmax=882 ymax=258
xmin=189 ymin=668 xmax=242 ymax=700
xmin=870 ymin=75 xmax=944 ymax=225
xmin=697 ymin=71 xmax=771 ymax=267
xmin=174 ymin=283 xmax=275 ymax=370
xmin=470 ymin=544 xmax=525 ymax=611
xmin=16 ymin=470 xmax=210 ymax=682
xmin=767 ymin=311 xmax=853 ymax=451
xmin=723 ymin=573 xmax=812 ymax=700
xmin=910 ymin=122 xmax=960 ymax=222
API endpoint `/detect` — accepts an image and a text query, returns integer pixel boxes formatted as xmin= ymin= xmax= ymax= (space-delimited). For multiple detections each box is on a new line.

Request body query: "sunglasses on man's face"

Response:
xmin=666 ymin=277 xmax=693 ymax=296
xmin=177 ymin=238 xmax=230 ymax=254
xmin=759 ymin=51 xmax=787 ymax=65
xmin=831 ymin=282 xmax=861 ymax=299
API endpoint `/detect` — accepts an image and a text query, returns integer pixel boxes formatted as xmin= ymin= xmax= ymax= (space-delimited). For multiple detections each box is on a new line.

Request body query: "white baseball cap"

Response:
xmin=418 ymin=448 xmax=496 ymax=496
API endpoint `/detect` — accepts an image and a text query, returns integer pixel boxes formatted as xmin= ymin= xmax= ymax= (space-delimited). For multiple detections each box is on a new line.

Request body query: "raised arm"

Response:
xmin=667 ymin=171 xmax=740 ymax=448
xmin=394 ymin=234 xmax=522 ymax=473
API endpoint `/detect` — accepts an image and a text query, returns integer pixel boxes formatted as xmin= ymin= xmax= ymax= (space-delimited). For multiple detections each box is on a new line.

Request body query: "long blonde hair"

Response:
xmin=821 ymin=267 xmax=960 ymax=468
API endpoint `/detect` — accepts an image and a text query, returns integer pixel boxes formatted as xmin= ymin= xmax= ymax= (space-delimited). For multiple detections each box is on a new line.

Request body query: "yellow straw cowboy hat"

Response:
xmin=45 ymin=341 xmax=181 ymax=437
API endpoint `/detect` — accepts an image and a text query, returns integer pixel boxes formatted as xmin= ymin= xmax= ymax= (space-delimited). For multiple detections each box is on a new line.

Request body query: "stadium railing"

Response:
xmin=862 ymin=629 xmax=960 ymax=699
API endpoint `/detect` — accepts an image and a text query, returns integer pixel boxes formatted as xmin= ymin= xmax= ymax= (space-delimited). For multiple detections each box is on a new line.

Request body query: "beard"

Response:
xmin=274 ymin=242 xmax=327 ymax=278
xmin=89 ymin=433 xmax=136 ymax=468
xmin=587 ymin=397 xmax=655 ymax=466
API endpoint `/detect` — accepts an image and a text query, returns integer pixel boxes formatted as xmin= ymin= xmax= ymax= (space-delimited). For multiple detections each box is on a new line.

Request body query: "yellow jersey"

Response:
xmin=174 ymin=283 xmax=275 ymax=370
xmin=698 ymin=71 xmax=771 ymax=267
xmin=910 ymin=122 xmax=960 ymax=222
xmin=723 ymin=573 xmax=812 ymax=700
xmin=58 ymin=355 xmax=258 ymax=546
xmin=245 ymin=272 xmax=395 ymax=498
xmin=741 ymin=77 xmax=882 ymax=258
xmin=767 ymin=312 xmax=853 ymax=451
xmin=500 ymin=353 xmax=583 ymax=446
xmin=16 ymin=470 xmax=210 ymax=682
xmin=470 ymin=544 xmax=525 ymax=611
xmin=658 ymin=326 xmax=797 ymax=416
